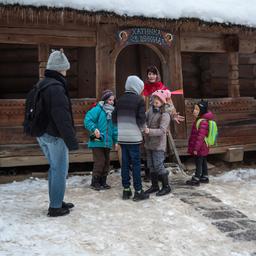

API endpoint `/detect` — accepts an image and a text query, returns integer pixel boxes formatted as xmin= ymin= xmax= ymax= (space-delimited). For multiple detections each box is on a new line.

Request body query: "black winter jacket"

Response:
xmin=38 ymin=70 xmax=78 ymax=150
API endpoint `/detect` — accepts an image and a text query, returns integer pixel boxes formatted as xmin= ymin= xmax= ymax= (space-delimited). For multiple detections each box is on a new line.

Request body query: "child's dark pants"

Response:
xmin=92 ymin=148 xmax=110 ymax=177
xmin=194 ymin=156 xmax=208 ymax=179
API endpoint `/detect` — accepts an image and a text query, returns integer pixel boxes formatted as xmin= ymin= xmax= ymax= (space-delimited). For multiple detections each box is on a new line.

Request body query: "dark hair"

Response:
xmin=146 ymin=65 xmax=159 ymax=75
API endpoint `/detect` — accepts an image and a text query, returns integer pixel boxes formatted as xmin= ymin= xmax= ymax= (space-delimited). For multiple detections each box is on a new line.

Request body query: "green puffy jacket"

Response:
xmin=84 ymin=102 xmax=118 ymax=149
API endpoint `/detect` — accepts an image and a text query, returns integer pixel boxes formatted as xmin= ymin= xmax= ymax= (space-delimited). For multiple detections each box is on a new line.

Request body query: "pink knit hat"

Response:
xmin=152 ymin=90 xmax=168 ymax=104
xmin=163 ymin=89 xmax=172 ymax=99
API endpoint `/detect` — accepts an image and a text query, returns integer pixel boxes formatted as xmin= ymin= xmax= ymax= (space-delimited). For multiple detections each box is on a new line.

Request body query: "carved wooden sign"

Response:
xmin=117 ymin=28 xmax=173 ymax=48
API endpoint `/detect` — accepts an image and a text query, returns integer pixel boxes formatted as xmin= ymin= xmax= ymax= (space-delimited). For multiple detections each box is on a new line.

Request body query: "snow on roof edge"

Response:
xmin=1 ymin=1 xmax=256 ymax=30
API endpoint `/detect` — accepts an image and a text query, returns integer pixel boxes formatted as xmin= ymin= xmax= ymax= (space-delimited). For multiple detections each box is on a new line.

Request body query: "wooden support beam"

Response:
xmin=0 ymin=34 xmax=96 ymax=47
xmin=169 ymin=32 xmax=187 ymax=139
xmin=96 ymin=24 xmax=117 ymax=98
xmin=38 ymin=44 xmax=49 ymax=79
xmin=228 ymin=52 xmax=240 ymax=97
xmin=181 ymin=36 xmax=226 ymax=53
xmin=0 ymin=27 xmax=96 ymax=38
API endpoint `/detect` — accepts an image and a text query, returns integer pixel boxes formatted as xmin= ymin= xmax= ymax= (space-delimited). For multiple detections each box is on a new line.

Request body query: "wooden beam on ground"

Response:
xmin=221 ymin=147 xmax=244 ymax=162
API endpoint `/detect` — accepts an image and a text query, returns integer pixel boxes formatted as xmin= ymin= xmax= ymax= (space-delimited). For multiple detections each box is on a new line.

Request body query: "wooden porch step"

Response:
xmin=1 ymin=142 xmax=256 ymax=168
xmin=0 ymin=144 xmax=119 ymax=167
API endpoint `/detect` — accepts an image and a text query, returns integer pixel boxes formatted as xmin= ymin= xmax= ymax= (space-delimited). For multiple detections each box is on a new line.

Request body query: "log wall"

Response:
xmin=182 ymin=53 xmax=256 ymax=98
xmin=0 ymin=44 xmax=96 ymax=99
xmin=0 ymin=44 xmax=38 ymax=99
xmin=239 ymin=54 xmax=256 ymax=97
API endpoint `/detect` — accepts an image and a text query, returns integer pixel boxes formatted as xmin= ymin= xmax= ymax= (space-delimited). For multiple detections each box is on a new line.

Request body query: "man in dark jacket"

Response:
xmin=36 ymin=49 xmax=78 ymax=217
xmin=112 ymin=75 xmax=149 ymax=201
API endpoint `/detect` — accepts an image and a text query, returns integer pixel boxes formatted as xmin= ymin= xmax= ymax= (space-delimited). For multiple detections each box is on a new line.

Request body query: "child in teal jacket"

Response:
xmin=84 ymin=90 xmax=118 ymax=190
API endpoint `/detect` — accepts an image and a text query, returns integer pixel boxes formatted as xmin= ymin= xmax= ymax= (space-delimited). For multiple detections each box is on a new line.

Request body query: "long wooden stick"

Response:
xmin=167 ymin=130 xmax=187 ymax=175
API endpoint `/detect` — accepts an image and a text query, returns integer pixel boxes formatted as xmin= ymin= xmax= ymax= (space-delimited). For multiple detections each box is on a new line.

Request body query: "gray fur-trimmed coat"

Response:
xmin=144 ymin=106 xmax=171 ymax=152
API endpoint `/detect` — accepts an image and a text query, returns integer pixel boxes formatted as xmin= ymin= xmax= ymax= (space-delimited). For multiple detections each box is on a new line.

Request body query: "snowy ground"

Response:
xmin=0 ymin=169 xmax=256 ymax=256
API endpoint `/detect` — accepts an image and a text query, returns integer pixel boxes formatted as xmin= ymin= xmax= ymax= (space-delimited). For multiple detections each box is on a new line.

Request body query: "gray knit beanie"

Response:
xmin=46 ymin=49 xmax=70 ymax=71
xmin=125 ymin=75 xmax=144 ymax=95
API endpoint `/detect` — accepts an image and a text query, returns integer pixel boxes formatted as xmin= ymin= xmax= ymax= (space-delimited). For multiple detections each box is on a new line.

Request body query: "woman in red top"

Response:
xmin=143 ymin=65 xmax=168 ymax=97
xmin=143 ymin=65 xmax=184 ymax=123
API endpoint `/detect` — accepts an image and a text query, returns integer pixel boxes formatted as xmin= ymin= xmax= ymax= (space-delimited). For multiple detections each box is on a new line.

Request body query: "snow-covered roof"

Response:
xmin=1 ymin=0 xmax=256 ymax=28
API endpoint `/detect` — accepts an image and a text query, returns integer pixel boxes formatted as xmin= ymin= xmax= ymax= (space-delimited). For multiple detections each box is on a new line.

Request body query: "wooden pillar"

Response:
xmin=96 ymin=24 xmax=117 ymax=99
xmin=169 ymin=32 xmax=187 ymax=139
xmin=38 ymin=44 xmax=49 ymax=79
xmin=228 ymin=52 xmax=240 ymax=97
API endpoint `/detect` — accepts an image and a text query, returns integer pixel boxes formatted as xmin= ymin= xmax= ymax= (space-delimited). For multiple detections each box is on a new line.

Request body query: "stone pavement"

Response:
xmin=171 ymin=177 xmax=256 ymax=243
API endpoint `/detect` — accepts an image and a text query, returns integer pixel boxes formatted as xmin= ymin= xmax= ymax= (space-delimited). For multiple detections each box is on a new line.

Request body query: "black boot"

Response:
xmin=122 ymin=188 xmax=132 ymax=200
xmin=62 ymin=201 xmax=75 ymax=209
xmin=143 ymin=167 xmax=151 ymax=182
xmin=186 ymin=176 xmax=200 ymax=186
xmin=90 ymin=176 xmax=101 ymax=191
xmin=100 ymin=176 xmax=111 ymax=189
xmin=156 ymin=174 xmax=171 ymax=196
xmin=145 ymin=172 xmax=159 ymax=194
xmin=48 ymin=207 xmax=70 ymax=217
xmin=200 ymin=176 xmax=209 ymax=184
xmin=133 ymin=190 xmax=150 ymax=201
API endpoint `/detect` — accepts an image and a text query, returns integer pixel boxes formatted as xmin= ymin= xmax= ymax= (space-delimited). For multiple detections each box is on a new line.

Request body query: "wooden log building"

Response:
xmin=0 ymin=3 xmax=256 ymax=167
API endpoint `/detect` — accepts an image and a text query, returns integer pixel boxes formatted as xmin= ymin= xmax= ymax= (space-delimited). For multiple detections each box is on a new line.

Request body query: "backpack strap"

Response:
xmin=196 ymin=118 xmax=210 ymax=146
xmin=196 ymin=118 xmax=207 ymax=130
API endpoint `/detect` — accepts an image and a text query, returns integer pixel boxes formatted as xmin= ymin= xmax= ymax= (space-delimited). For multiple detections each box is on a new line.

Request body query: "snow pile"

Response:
xmin=1 ymin=0 xmax=256 ymax=28
xmin=212 ymin=168 xmax=256 ymax=183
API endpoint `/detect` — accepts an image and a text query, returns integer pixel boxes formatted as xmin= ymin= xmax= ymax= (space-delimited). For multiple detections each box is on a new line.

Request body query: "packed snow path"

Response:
xmin=0 ymin=169 xmax=256 ymax=256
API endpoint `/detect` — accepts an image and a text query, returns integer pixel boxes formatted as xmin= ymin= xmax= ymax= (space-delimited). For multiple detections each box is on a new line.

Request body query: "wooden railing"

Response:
xmin=1 ymin=97 xmax=256 ymax=167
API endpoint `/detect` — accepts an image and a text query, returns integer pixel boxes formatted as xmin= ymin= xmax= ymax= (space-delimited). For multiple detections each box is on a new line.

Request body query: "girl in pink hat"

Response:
xmin=144 ymin=90 xmax=172 ymax=196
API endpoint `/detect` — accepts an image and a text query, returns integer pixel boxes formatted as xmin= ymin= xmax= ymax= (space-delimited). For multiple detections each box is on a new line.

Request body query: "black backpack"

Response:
xmin=23 ymin=81 xmax=50 ymax=137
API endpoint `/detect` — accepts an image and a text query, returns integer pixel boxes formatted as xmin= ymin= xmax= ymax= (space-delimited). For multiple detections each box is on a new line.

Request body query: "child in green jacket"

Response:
xmin=84 ymin=90 xmax=118 ymax=190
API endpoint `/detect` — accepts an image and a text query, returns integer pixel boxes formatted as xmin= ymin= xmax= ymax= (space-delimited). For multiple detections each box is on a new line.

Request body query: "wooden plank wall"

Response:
xmin=182 ymin=52 xmax=256 ymax=99
xmin=48 ymin=46 xmax=96 ymax=98
xmin=0 ymin=44 xmax=38 ymax=99
xmin=0 ymin=99 xmax=95 ymax=145
xmin=0 ymin=98 xmax=102 ymax=166
xmin=182 ymin=53 xmax=229 ymax=98
xmin=239 ymin=54 xmax=256 ymax=97
xmin=0 ymin=44 xmax=96 ymax=99
xmin=181 ymin=53 xmax=201 ymax=98
xmin=185 ymin=97 xmax=256 ymax=150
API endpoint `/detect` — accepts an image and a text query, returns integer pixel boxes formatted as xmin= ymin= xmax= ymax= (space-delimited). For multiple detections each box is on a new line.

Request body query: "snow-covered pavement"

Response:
xmin=0 ymin=169 xmax=256 ymax=256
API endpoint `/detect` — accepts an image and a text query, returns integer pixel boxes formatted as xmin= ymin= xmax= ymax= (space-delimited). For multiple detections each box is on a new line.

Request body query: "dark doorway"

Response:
xmin=115 ymin=44 xmax=162 ymax=98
